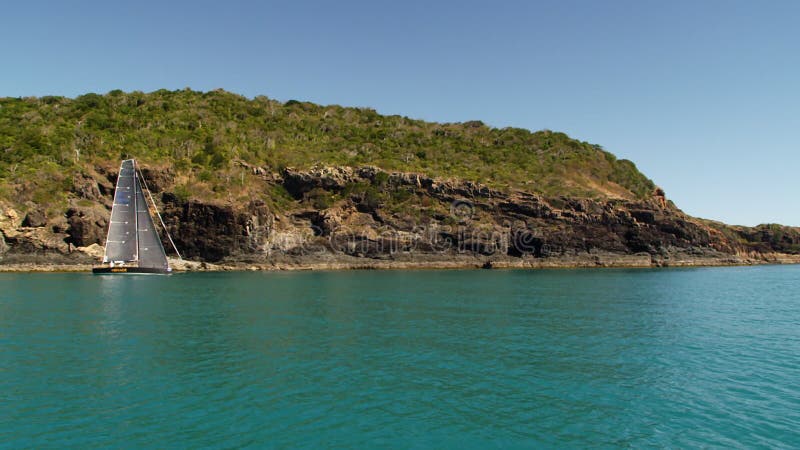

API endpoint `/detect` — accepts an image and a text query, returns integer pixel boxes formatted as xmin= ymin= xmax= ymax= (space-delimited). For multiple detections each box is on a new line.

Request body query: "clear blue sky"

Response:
xmin=2 ymin=0 xmax=798 ymax=226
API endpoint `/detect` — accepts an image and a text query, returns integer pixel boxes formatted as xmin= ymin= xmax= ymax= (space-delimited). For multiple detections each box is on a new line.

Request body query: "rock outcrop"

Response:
xmin=65 ymin=207 xmax=108 ymax=247
xmin=157 ymin=166 xmax=800 ymax=266
xmin=161 ymin=194 xmax=273 ymax=261
xmin=0 ymin=202 xmax=95 ymax=265
xmin=2 ymin=166 xmax=799 ymax=270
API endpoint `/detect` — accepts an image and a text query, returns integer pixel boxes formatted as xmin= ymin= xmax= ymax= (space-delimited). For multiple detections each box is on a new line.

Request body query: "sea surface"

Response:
xmin=1 ymin=266 xmax=799 ymax=448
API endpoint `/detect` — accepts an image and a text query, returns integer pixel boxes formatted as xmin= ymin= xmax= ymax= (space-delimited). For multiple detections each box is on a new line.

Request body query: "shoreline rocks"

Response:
xmin=2 ymin=253 xmax=799 ymax=273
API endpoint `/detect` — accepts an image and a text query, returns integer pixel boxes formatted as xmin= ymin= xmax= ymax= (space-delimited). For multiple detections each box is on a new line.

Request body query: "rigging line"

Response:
xmin=136 ymin=164 xmax=183 ymax=260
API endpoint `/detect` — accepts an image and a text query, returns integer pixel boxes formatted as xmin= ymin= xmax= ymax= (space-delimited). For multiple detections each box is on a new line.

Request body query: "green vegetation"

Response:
xmin=0 ymin=88 xmax=656 ymax=210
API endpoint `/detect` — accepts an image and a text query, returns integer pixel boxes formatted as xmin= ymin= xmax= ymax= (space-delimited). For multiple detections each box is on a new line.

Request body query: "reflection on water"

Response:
xmin=1 ymin=267 xmax=800 ymax=448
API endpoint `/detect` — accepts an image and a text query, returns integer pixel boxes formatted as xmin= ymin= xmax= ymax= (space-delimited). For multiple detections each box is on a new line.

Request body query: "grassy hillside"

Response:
xmin=0 ymin=89 xmax=655 ymax=211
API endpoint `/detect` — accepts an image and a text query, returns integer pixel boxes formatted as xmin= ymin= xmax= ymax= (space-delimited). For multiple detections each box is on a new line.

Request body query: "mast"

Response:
xmin=133 ymin=159 xmax=140 ymax=263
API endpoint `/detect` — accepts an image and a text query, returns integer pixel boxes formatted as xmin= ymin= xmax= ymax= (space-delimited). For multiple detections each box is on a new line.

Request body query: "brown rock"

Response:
xmin=72 ymin=174 xmax=102 ymax=201
xmin=22 ymin=210 xmax=47 ymax=227
xmin=139 ymin=167 xmax=173 ymax=193
xmin=161 ymin=194 xmax=273 ymax=261
xmin=65 ymin=207 xmax=108 ymax=247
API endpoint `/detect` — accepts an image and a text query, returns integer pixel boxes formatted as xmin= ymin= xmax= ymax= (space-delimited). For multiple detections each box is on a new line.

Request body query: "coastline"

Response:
xmin=4 ymin=165 xmax=800 ymax=278
xmin=3 ymin=253 xmax=799 ymax=273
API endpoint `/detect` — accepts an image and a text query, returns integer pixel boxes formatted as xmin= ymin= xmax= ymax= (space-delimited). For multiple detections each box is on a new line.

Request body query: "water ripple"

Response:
xmin=1 ymin=267 xmax=800 ymax=448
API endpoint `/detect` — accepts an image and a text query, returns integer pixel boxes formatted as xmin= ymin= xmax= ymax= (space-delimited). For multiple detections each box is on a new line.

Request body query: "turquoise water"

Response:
xmin=1 ymin=266 xmax=799 ymax=448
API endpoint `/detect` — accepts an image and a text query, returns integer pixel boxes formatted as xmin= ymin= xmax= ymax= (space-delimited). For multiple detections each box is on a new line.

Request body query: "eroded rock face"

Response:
xmin=65 ymin=207 xmax=108 ymax=247
xmin=267 ymin=166 xmax=800 ymax=262
xmin=1 ymin=205 xmax=19 ymax=257
xmin=282 ymin=166 xmax=361 ymax=197
xmin=139 ymin=167 xmax=173 ymax=193
xmin=736 ymin=224 xmax=800 ymax=254
xmin=2 ymin=165 xmax=799 ymax=267
xmin=0 ymin=203 xmax=74 ymax=260
xmin=1 ymin=204 xmax=21 ymax=229
xmin=161 ymin=194 xmax=273 ymax=261
xmin=22 ymin=210 xmax=47 ymax=228
xmin=72 ymin=174 xmax=104 ymax=202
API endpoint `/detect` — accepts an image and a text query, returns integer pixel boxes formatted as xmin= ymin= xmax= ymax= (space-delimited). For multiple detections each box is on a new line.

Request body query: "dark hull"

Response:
xmin=92 ymin=267 xmax=172 ymax=275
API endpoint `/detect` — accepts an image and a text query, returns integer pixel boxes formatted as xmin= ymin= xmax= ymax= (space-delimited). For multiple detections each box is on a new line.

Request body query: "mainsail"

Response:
xmin=101 ymin=159 xmax=171 ymax=270
xmin=103 ymin=160 xmax=138 ymax=263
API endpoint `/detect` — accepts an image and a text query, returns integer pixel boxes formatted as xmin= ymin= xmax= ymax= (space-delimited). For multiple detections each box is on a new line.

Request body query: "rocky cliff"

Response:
xmin=2 ymin=164 xmax=799 ymax=270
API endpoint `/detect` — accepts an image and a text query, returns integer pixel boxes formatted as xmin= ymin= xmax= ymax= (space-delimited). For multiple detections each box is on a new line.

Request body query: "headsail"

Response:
xmin=103 ymin=160 xmax=138 ymax=263
xmin=134 ymin=165 xmax=170 ymax=270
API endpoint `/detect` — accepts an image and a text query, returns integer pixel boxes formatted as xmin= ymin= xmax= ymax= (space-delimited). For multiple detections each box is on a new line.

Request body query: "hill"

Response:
xmin=0 ymin=89 xmax=798 ymax=270
xmin=0 ymin=89 xmax=654 ymax=209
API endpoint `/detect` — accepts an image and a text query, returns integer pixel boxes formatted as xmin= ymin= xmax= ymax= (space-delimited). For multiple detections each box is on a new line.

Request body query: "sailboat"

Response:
xmin=92 ymin=159 xmax=181 ymax=274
